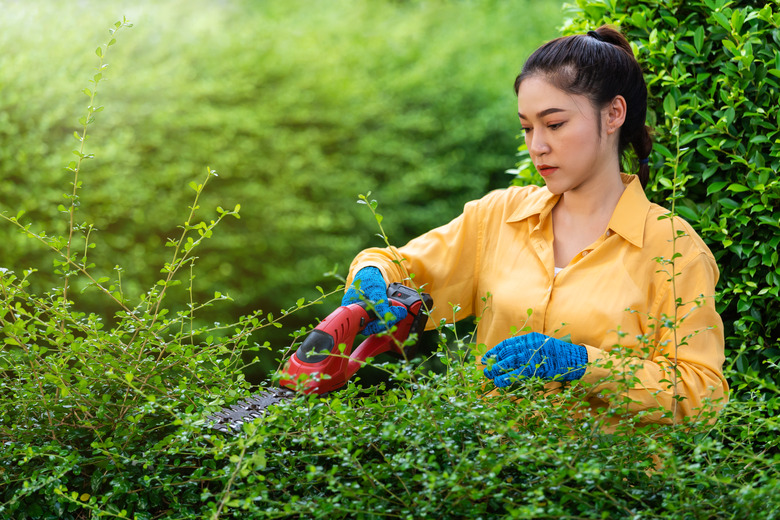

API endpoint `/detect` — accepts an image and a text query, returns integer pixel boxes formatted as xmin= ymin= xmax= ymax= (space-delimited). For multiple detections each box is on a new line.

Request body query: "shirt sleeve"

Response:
xmin=346 ymin=196 xmax=491 ymax=328
xmin=580 ymin=250 xmax=728 ymax=424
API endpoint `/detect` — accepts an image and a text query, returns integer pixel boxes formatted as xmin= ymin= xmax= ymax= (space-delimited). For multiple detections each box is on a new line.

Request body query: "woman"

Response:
xmin=341 ymin=26 xmax=727 ymax=425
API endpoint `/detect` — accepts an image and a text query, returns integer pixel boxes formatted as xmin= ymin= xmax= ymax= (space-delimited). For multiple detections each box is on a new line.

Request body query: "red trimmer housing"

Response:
xmin=279 ymin=283 xmax=432 ymax=394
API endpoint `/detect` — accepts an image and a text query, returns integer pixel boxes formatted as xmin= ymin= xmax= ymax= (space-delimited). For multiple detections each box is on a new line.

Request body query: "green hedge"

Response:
xmin=517 ymin=0 xmax=780 ymax=393
xmin=3 ymin=274 xmax=779 ymax=518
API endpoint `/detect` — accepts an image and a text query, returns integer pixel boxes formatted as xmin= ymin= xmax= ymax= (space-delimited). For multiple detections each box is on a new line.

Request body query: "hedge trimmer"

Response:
xmin=206 ymin=283 xmax=432 ymax=433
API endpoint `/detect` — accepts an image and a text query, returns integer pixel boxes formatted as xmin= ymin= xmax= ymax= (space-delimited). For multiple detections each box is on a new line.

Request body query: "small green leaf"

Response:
xmin=706 ymin=181 xmax=729 ymax=196
xmin=693 ymin=26 xmax=704 ymax=53
xmin=663 ymin=93 xmax=677 ymax=116
xmin=712 ymin=11 xmax=730 ymax=31
xmin=718 ymin=198 xmax=740 ymax=210
xmin=731 ymin=8 xmax=745 ymax=33
xmin=727 ymin=183 xmax=750 ymax=193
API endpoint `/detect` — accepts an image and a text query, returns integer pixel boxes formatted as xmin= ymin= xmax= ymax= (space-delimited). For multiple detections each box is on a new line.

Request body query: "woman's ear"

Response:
xmin=604 ymin=95 xmax=627 ymax=135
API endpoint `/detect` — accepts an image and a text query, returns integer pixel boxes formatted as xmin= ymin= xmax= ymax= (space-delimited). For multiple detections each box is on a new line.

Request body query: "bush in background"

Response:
xmin=0 ymin=0 xmax=562 ymax=375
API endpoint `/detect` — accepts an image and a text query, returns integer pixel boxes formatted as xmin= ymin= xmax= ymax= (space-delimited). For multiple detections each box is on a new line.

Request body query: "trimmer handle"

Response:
xmin=279 ymin=283 xmax=432 ymax=394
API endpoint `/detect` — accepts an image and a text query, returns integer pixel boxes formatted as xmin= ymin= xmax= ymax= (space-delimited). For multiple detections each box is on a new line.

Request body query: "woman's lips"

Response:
xmin=537 ymin=165 xmax=558 ymax=177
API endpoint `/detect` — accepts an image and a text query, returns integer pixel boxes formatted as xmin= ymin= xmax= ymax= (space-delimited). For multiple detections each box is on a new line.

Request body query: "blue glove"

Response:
xmin=482 ymin=332 xmax=588 ymax=387
xmin=342 ymin=267 xmax=407 ymax=335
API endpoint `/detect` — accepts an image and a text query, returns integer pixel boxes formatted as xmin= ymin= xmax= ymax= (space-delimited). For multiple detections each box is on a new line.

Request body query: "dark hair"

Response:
xmin=514 ymin=25 xmax=652 ymax=188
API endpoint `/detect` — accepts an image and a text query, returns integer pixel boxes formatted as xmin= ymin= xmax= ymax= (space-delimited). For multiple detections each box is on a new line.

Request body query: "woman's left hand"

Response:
xmin=482 ymin=332 xmax=588 ymax=387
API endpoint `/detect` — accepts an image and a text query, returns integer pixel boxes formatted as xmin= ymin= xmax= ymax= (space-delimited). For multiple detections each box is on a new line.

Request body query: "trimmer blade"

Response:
xmin=206 ymin=387 xmax=296 ymax=434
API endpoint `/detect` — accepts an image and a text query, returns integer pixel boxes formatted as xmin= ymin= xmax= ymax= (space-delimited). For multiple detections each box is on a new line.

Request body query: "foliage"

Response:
xmin=182 ymin=365 xmax=780 ymax=520
xmin=2 ymin=0 xmax=780 ymax=518
xmin=520 ymin=0 xmax=780 ymax=395
xmin=3 ymin=271 xmax=779 ymax=519
xmin=0 ymin=0 xmax=562 ymax=373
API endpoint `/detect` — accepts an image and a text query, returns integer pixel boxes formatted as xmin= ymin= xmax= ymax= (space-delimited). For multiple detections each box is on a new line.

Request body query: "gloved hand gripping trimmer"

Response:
xmin=207 ymin=283 xmax=432 ymax=433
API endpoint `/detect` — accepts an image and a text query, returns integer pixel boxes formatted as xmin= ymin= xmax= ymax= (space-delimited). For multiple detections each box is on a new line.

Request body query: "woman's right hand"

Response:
xmin=342 ymin=267 xmax=407 ymax=335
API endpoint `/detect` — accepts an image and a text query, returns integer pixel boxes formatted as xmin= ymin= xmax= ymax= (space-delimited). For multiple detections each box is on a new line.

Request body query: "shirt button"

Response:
xmin=581 ymin=251 xmax=589 ymax=257
xmin=606 ymin=230 xmax=612 ymax=237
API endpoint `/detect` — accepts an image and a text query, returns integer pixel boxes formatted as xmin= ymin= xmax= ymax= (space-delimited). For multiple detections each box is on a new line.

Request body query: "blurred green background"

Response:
xmin=0 ymin=0 xmax=563 ymax=376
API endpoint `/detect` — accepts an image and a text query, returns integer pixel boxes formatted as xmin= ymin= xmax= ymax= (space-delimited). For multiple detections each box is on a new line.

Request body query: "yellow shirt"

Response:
xmin=348 ymin=174 xmax=728 ymax=424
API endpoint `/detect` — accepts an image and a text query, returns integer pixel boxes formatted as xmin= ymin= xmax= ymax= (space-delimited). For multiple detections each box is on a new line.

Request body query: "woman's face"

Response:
xmin=517 ymin=76 xmax=620 ymax=195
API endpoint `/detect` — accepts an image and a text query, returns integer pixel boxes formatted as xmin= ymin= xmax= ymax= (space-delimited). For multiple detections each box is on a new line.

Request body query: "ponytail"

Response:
xmin=633 ymin=124 xmax=653 ymax=189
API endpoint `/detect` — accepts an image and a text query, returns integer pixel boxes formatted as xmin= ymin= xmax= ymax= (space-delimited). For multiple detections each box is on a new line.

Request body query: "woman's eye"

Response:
xmin=548 ymin=122 xmax=564 ymax=130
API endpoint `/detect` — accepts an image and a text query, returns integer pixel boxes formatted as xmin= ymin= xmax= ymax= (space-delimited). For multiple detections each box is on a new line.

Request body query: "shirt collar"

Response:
xmin=506 ymin=187 xmax=559 ymax=224
xmin=608 ymin=173 xmax=651 ymax=248
xmin=505 ymin=173 xmax=651 ymax=248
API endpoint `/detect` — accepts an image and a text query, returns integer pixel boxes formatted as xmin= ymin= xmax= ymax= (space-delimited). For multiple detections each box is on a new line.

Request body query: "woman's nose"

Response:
xmin=528 ymin=131 xmax=550 ymax=156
